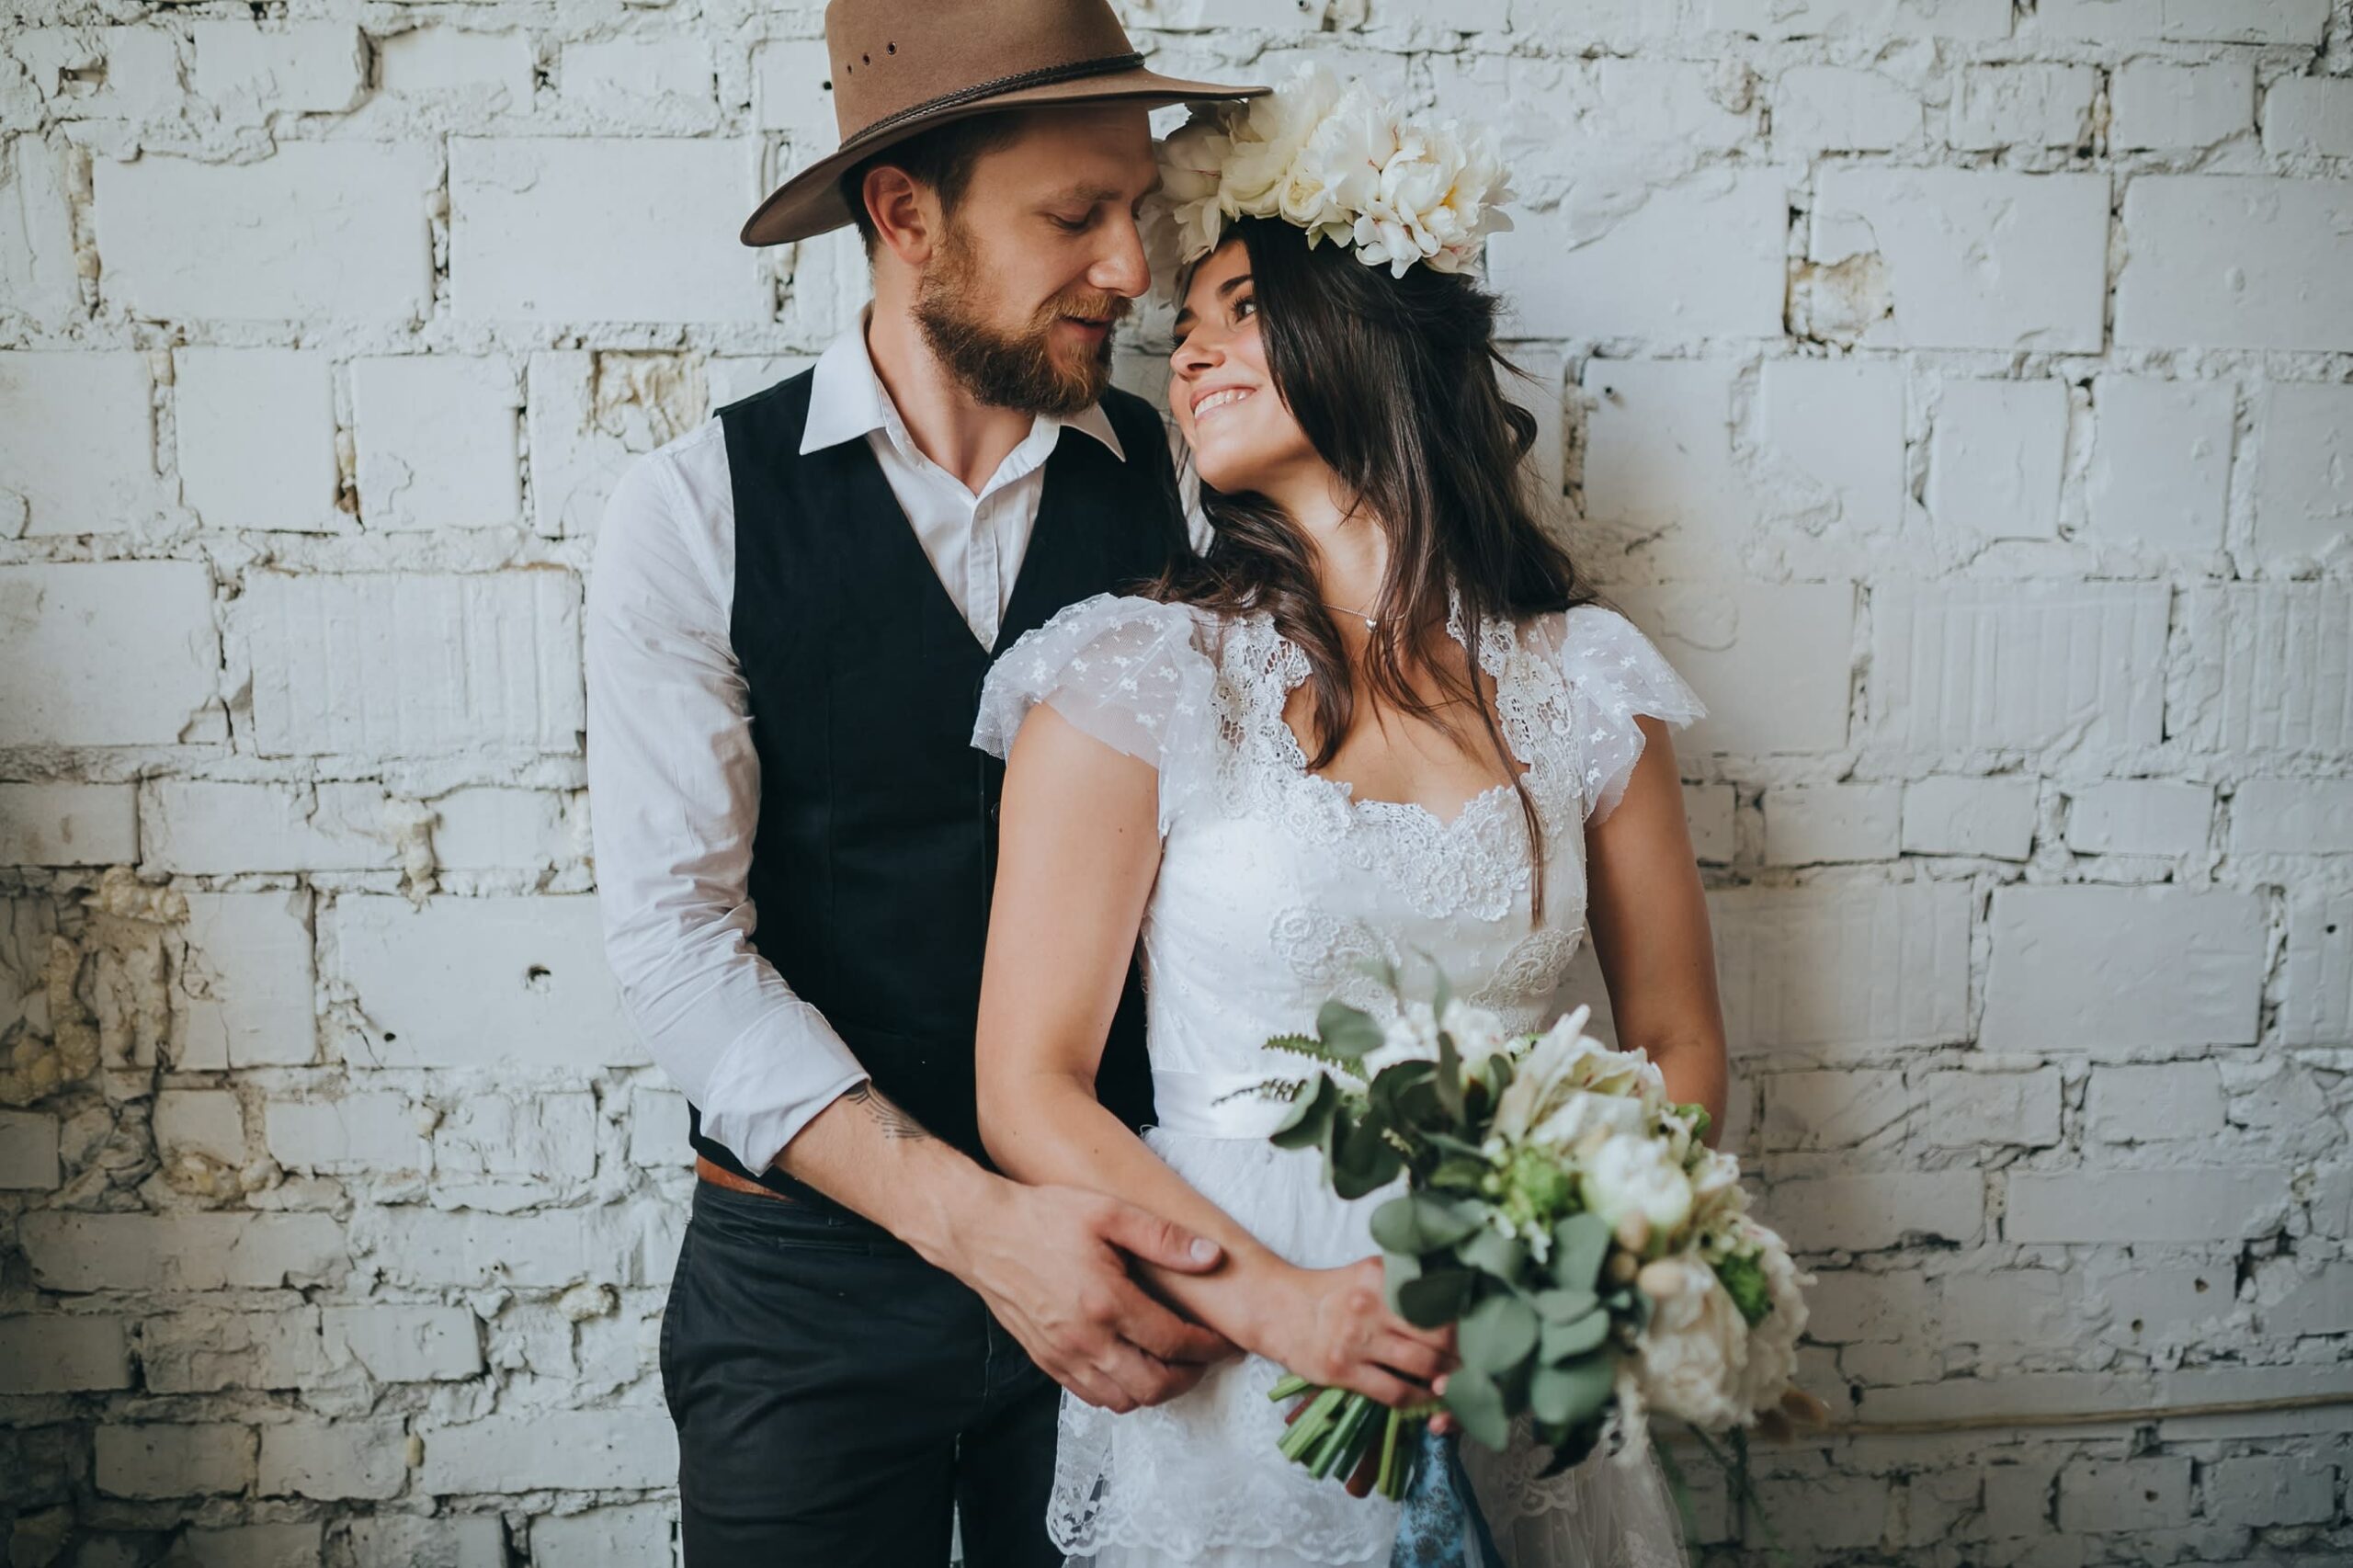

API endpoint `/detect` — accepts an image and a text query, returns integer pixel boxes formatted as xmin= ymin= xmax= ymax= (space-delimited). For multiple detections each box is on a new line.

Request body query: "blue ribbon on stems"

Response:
xmin=1390 ymin=1423 xmax=1506 ymax=1568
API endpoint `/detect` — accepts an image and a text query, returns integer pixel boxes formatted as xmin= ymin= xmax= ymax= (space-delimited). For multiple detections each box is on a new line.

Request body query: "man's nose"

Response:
xmin=1092 ymin=212 xmax=1154 ymax=299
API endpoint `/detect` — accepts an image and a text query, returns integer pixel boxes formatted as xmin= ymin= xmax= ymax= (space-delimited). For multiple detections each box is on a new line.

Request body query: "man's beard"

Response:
xmin=915 ymin=222 xmax=1127 ymax=416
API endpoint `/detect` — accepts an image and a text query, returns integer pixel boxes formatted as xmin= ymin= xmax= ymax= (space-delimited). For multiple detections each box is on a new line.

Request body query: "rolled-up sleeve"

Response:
xmin=585 ymin=426 xmax=869 ymax=1175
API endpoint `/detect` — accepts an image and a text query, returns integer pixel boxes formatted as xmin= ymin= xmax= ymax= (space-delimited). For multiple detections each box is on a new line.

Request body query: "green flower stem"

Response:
xmin=1278 ymin=1384 xmax=1349 ymax=1463
xmin=1312 ymin=1394 xmax=1375 ymax=1480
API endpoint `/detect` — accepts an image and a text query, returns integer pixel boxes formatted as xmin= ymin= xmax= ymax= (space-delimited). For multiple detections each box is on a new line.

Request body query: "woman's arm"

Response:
xmin=1583 ymin=715 xmax=1731 ymax=1142
xmin=977 ymin=702 xmax=1452 ymax=1408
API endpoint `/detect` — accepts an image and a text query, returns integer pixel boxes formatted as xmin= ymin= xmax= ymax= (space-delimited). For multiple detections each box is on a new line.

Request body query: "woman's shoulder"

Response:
xmin=973 ymin=594 xmax=1226 ymax=770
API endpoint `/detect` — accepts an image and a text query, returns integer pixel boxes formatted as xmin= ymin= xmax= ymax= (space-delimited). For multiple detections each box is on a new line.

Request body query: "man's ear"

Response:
xmin=862 ymin=165 xmax=939 ymax=267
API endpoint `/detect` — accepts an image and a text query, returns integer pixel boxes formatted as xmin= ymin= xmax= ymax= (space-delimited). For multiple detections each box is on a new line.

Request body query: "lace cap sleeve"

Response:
xmin=1558 ymin=605 xmax=1707 ymax=825
xmin=972 ymin=593 xmax=1216 ymax=832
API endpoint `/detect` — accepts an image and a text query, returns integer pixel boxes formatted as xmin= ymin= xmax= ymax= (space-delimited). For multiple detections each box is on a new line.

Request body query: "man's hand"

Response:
xmin=945 ymin=1180 xmax=1239 ymax=1414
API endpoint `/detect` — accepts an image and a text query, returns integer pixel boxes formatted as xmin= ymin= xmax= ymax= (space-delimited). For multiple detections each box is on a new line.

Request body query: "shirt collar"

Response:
xmin=798 ymin=318 xmax=1125 ymax=467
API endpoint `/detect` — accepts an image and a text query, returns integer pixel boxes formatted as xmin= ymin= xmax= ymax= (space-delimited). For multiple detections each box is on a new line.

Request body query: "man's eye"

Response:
xmin=1050 ymin=213 xmax=1090 ymax=233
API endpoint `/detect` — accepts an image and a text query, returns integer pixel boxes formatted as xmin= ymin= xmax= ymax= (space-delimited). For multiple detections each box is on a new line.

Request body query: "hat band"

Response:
xmin=838 ymin=50 xmax=1148 ymax=156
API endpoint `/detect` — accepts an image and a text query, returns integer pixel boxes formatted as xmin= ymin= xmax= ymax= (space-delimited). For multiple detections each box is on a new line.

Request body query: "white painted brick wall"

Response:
xmin=2 ymin=2 xmax=2347 ymax=1562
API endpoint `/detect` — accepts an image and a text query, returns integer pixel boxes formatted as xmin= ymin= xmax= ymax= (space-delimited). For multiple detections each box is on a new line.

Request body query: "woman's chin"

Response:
xmin=1191 ymin=447 xmax=1267 ymax=497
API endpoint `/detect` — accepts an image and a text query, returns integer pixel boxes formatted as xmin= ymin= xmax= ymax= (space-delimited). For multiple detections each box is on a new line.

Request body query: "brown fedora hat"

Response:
xmin=742 ymin=0 xmax=1266 ymax=247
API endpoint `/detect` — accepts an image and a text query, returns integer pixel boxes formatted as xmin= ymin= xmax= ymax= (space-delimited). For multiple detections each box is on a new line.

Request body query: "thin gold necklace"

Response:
xmin=1321 ymin=600 xmax=1382 ymax=632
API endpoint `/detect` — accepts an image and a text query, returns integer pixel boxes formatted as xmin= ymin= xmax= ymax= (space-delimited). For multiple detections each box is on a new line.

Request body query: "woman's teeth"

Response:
xmin=1196 ymin=388 xmax=1253 ymax=417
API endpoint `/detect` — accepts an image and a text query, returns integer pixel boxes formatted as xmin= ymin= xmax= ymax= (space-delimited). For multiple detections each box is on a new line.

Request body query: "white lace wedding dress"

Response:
xmin=972 ymin=592 xmax=1706 ymax=1568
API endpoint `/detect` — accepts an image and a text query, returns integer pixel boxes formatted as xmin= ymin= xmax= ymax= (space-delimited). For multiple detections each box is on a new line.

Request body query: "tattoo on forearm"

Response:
xmin=845 ymin=1083 xmax=931 ymax=1142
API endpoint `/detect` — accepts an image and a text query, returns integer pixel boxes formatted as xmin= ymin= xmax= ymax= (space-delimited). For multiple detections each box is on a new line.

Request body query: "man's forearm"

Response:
xmin=771 ymin=1083 xmax=1004 ymax=1273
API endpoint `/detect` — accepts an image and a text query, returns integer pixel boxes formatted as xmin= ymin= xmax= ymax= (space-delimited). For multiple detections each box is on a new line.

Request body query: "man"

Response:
xmin=585 ymin=0 xmax=1265 ymax=1561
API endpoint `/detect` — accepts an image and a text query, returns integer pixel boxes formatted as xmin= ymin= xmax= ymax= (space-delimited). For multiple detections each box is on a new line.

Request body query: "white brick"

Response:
xmin=1612 ymin=583 xmax=1854 ymax=756
xmin=2006 ymin=1168 xmax=2290 ymax=1244
xmin=353 ymin=357 xmax=524 ymax=531
xmin=1711 ymin=881 xmax=1972 ymax=1052
xmin=1769 ymin=66 xmax=1921 ymax=151
xmin=0 ymin=1109 xmax=61 ymax=1189
xmin=176 ymin=890 xmax=316 ymax=1070
xmin=0 ymin=352 xmax=167 ymax=535
xmin=0 ymin=562 xmax=222 ymax=747
xmin=330 ymin=895 xmax=643 ymax=1069
xmin=1772 ymin=1172 xmax=1984 ymax=1252
xmin=2086 ymin=1062 xmax=2225 ymax=1143
xmin=2063 ymin=780 xmax=2212 ymax=856
xmin=153 ymin=1088 xmax=245 ymax=1165
xmin=1683 ymin=784 xmax=1735 ymax=864
xmin=627 ymin=1085 xmax=690 ymax=1169
xmin=707 ymin=355 xmax=816 ymax=410
xmin=1757 ymin=358 xmax=1905 ymax=535
xmin=2085 ymin=376 xmax=2234 ymax=553
xmin=1870 ymin=582 xmax=2167 ymax=755
xmin=1900 ymin=777 xmax=2038 ymax=859
xmin=1765 ymin=784 xmax=1900 ymax=864
xmin=1758 ymin=1068 xmax=1908 ymax=1150
xmin=561 ymin=39 xmax=716 ymax=120
xmin=1709 ymin=0 xmax=2011 ymax=38
xmin=175 ymin=348 xmax=341 ymax=533
xmin=2232 ymin=779 xmax=2353 ymax=854
xmin=2204 ymin=1455 xmax=2336 ymax=1528
xmin=2173 ymin=585 xmax=2353 ymax=756
xmin=191 ymin=22 xmax=365 ymax=114
xmin=1950 ymin=64 xmax=2094 ymax=151
xmin=752 ymin=38 xmax=838 ymax=143
xmin=1981 ymin=886 xmax=2264 ymax=1051
xmin=0 ymin=1316 xmax=132 ymax=1392
xmin=2263 ymin=76 xmax=2353 ymax=158
xmin=321 ymin=1304 xmax=483 ymax=1382
xmin=1941 ymin=1267 xmax=2075 ymax=1353
xmin=2057 ymin=1457 xmax=2192 ymax=1533
xmin=1803 ymin=1269 xmax=1934 ymax=1343
xmin=95 ymin=1424 xmax=256 ymax=1499
xmin=429 ymin=788 xmax=583 ymax=870
xmin=2280 ymin=894 xmax=2352 ymax=1046
xmin=1927 ymin=379 xmax=2067 ymax=540
xmin=0 ymin=782 xmax=138 ymax=866
xmin=527 ymin=351 xmax=710 ymax=539
xmin=418 ymin=1411 xmax=676 ymax=1494
xmin=0 ymin=134 xmax=81 ymax=329
xmin=1809 ymin=169 xmax=2107 ymax=351
xmin=18 ymin=1210 xmax=346 ymax=1291
xmin=357 ymin=1206 xmax=659 ymax=1290
xmin=2109 ymin=61 xmax=2252 ymax=151
xmin=241 ymin=572 xmax=584 ymax=757
xmin=530 ymin=1504 xmax=676 ymax=1567
xmin=179 ymin=1524 xmax=321 ymax=1568
xmin=144 ymin=780 xmax=396 ymax=876
xmin=2265 ymin=1261 xmax=2353 ymax=1338
xmin=1580 ymin=360 xmax=1753 ymax=577
xmin=450 ymin=139 xmax=765 ymax=323
xmin=259 ymin=1417 xmax=406 ymax=1500
xmin=1922 ymin=1065 xmax=2063 ymax=1148
xmin=94 ymin=143 xmax=438 ymax=322
xmin=141 ymin=1308 xmax=329 ymax=1394
xmin=2036 ymin=0 xmax=2329 ymax=42
xmin=348 ymin=1515 xmax=508 ymax=1568
xmin=2117 ymin=177 xmax=2353 ymax=351
xmin=377 ymin=28 xmax=537 ymax=105
xmin=266 ymin=1093 xmax=431 ymax=1175
xmin=1490 ymin=171 xmax=1787 ymax=341
xmin=2255 ymin=382 xmax=2352 ymax=563
xmin=434 ymin=1090 xmax=597 ymax=1183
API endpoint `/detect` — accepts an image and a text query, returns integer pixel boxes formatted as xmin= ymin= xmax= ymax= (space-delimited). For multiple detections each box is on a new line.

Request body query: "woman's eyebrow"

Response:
xmin=1219 ymin=272 xmax=1254 ymax=298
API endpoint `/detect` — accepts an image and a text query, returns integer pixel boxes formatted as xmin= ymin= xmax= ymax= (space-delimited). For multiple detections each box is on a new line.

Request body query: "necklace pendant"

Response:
xmin=1363 ymin=616 xmax=1378 ymax=632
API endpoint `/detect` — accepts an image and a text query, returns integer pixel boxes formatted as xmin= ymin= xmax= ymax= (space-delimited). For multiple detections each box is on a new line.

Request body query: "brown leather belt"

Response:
xmin=696 ymin=1153 xmax=795 ymax=1200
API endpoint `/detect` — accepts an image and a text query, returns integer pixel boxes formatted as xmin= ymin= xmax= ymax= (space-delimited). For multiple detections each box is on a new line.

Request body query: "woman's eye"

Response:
xmin=1233 ymin=297 xmax=1257 ymax=321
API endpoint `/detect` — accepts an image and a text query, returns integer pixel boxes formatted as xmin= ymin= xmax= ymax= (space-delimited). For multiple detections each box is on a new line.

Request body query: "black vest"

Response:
xmin=694 ymin=368 xmax=1184 ymax=1205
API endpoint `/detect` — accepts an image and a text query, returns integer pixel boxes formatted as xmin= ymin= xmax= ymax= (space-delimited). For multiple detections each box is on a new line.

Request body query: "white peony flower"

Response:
xmin=1438 ymin=999 xmax=1510 ymax=1069
xmin=1631 ymin=1259 xmax=1752 ymax=1429
xmin=1730 ymin=1221 xmax=1812 ymax=1416
xmin=1144 ymin=62 xmax=1515 ymax=285
xmin=1580 ymin=1132 xmax=1695 ymax=1240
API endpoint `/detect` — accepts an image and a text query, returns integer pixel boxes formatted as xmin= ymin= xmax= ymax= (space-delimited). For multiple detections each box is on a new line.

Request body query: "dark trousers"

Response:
xmin=661 ymin=1183 xmax=1063 ymax=1566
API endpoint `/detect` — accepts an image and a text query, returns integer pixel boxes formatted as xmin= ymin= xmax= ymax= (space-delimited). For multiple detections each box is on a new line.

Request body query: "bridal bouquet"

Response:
xmin=1252 ymin=969 xmax=1812 ymax=1504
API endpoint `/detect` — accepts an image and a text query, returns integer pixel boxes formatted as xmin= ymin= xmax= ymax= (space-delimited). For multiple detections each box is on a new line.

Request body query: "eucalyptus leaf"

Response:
xmin=1457 ymin=1226 xmax=1527 ymax=1282
xmin=1315 ymin=1000 xmax=1386 ymax=1059
xmin=1333 ymin=1115 xmax=1403 ymax=1199
xmin=1540 ymin=1309 xmax=1610 ymax=1363
xmin=1270 ymin=1073 xmax=1336 ymax=1151
xmin=1529 ymin=1354 xmax=1614 ymax=1428
xmin=1532 ymin=1288 xmax=1597 ymax=1324
xmin=1550 ymin=1212 xmax=1611 ymax=1290
xmin=1441 ymin=1363 xmax=1509 ymax=1450
xmin=1458 ymin=1293 xmax=1539 ymax=1376
xmin=1381 ymin=1251 xmax=1422 ymax=1312
xmin=1396 ymin=1269 xmax=1472 ymax=1328
xmin=1370 ymin=1192 xmax=1481 ymax=1256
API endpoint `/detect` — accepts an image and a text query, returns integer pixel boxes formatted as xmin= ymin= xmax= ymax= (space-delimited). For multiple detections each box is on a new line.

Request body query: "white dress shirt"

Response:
xmin=586 ymin=323 xmax=1172 ymax=1176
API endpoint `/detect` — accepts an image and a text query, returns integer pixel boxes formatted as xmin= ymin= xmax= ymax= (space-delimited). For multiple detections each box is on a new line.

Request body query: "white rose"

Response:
xmin=1529 ymin=1087 xmax=1649 ymax=1151
xmin=1580 ymin=1132 xmax=1694 ymax=1239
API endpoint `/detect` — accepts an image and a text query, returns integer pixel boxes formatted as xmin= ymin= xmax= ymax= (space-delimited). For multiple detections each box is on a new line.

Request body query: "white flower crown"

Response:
xmin=1144 ymin=62 xmax=1515 ymax=290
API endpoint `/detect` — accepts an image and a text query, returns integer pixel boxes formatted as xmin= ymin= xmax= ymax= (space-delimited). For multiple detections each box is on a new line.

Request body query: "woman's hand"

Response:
xmin=1249 ymin=1256 xmax=1458 ymax=1409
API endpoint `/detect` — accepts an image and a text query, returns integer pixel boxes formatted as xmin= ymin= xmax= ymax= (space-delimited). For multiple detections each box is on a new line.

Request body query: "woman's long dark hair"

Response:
xmin=1154 ymin=217 xmax=1597 ymax=920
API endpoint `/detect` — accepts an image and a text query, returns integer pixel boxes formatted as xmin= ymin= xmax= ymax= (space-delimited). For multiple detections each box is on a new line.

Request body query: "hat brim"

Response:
xmin=741 ymin=66 xmax=1267 ymax=247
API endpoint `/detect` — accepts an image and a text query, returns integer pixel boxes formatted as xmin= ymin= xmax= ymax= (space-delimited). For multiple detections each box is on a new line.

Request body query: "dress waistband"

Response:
xmin=1149 ymin=1066 xmax=1300 ymax=1141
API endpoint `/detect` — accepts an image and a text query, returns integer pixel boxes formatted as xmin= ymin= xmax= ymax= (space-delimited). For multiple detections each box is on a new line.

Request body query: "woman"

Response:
xmin=971 ymin=70 xmax=1723 ymax=1568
